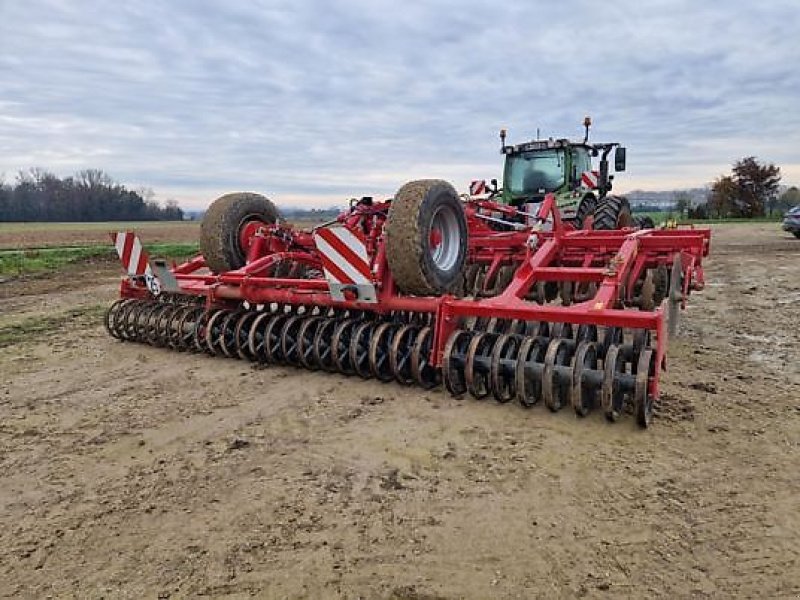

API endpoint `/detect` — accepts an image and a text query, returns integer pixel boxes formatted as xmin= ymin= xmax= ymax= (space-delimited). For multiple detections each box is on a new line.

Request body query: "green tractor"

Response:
xmin=478 ymin=117 xmax=650 ymax=230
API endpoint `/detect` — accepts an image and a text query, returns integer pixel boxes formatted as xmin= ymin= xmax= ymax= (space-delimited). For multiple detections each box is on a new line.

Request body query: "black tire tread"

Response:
xmin=592 ymin=195 xmax=633 ymax=231
xmin=385 ymin=179 xmax=466 ymax=295
xmin=634 ymin=215 xmax=656 ymax=229
xmin=574 ymin=194 xmax=597 ymax=229
xmin=200 ymin=192 xmax=278 ymax=273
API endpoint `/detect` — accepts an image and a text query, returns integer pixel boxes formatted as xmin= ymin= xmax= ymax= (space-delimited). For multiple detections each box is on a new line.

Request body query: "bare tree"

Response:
xmin=0 ymin=169 xmax=183 ymax=222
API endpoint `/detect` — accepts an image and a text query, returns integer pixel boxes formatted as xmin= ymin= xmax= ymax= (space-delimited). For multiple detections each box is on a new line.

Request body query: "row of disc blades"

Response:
xmin=104 ymin=298 xmax=655 ymax=426
xmin=104 ymin=299 xmax=439 ymax=388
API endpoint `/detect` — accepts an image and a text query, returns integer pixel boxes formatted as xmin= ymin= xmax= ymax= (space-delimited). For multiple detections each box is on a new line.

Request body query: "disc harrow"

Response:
xmin=104 ymin=179 xmax=710 ymax=429
xmin=104 ymin=298 xmax=444 ymax=389
xmin=105 ymin=293 xmax=664 ymax=427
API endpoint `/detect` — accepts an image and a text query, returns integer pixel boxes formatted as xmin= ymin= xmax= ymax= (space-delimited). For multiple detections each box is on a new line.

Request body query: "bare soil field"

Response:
xmin=0 ymin=219 xmax=325 ymax=250
xmin=0 ymin=224 xmax=798 ymax=599
xmin=0 ymin=221 xmax=200 ymax=250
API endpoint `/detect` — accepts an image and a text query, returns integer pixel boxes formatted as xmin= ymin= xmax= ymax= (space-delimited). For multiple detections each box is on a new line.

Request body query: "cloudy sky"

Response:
xmin=1 ymin=0 xmax=799 ymax=209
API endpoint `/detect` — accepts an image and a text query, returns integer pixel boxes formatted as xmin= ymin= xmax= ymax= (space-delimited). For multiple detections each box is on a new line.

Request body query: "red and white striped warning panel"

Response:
xmin=581 ymin=170 xmax=600 ymax=189
xmin=469 ymin=180 xmax=487 ymax=196
xmin=111 ymin=231 xmax=151 ymax=276
xmin=313 ymin=225 xmax=377 ymax=302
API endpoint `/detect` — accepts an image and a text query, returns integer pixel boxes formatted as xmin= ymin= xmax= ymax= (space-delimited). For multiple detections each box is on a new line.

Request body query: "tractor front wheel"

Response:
xmin=573 ymin=194 xmax=597 ymax=229
xmin=386 ymin=179 xmax=467 ymax=296
xmin=200 ymin=192 xmax=279 ymax=273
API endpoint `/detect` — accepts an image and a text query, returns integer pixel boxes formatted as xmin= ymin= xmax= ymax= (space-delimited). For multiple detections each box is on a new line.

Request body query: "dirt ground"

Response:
xmin=0 ymin=224 xmax=798 ymax=599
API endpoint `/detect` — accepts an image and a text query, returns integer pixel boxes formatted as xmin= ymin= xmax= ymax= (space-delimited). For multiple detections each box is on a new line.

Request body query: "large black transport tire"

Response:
xmin=592 ymin=195 xmax=634 ymax=230
xmin=200 ymin=192 xmax=279 ymax=273
xmin=385 ymin=179 xmax=468 ymax=296
xmin=634 ymin=215 xmax=656 ymax=229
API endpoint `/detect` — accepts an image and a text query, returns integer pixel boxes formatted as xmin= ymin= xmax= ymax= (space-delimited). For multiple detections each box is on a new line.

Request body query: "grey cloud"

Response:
xmin=1 ymin=0 xmax=799 ymax=208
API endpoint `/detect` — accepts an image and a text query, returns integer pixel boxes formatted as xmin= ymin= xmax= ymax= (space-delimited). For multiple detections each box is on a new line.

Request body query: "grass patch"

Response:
xmin=0 ymin=305 xmax=107 ymax=348
xmin=684 ymin=217 xmax=783 ymax=225
xmin=0 ymin=242 xmax=199 ymax=277
xmin=0 ymin=246 xmax=111 ymax=276
xmin=632 ymin=211 xmax=783 ymax=226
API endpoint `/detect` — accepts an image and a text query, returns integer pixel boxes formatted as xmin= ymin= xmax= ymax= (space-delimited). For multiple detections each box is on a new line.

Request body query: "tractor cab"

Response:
xmin=495 ymin=118 xmax=627 ymax=226
xmin=502 ymin=140 xmax=594 ymax=205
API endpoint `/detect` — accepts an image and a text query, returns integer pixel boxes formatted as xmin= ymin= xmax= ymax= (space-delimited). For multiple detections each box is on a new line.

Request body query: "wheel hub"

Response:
xmin=429 ymin=205 xmax=461 ymax=271
xmin=238 ymin=219 xmax=268 ymax=254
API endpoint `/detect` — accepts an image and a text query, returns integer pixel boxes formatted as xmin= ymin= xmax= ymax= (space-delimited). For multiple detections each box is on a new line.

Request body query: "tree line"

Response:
xmin=0 ymin=169 xmax=183 ymax=222
xmin=663 ymin=157 xmax=797 ymax=220
xmin=704 ymin=157 xmax=784 ymax=218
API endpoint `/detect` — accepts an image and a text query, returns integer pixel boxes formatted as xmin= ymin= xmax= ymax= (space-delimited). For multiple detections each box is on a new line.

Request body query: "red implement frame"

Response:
xmin=117 ymin=193 xmax=710 ymax=403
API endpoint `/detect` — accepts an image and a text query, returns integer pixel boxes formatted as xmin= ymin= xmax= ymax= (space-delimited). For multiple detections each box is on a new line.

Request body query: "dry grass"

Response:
xmin=0 ymin=221 xmax=200 ymax=250
xmin=0 ymin=217 xmax=329 ymax=250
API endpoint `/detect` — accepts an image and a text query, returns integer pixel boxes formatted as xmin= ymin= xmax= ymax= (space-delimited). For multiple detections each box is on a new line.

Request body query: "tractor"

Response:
xmin=472 ymin=117 xmax=649 ymax=231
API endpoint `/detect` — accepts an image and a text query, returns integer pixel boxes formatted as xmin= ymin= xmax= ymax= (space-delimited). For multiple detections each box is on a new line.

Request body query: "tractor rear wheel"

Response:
xmin=200 ymin=192 xmax=279 ymax=273
xmin=634 ymin=215 xmax=656 ymax=229
xmin=592 ymin=195 xmax=633 ymax=230
xmin=386 ymin=179 xmax=467 ymax=296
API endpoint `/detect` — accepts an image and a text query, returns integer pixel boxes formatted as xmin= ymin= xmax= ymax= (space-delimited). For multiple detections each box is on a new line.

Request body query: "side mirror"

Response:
xmin=490 ymin=178 xmax=499 ymax=192
xmin=614 ymin=147 xmax=627 ymax=172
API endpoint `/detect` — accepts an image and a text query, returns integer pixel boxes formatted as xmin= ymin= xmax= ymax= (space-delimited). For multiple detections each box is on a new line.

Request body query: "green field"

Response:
xmin=632 ymin=211 xmax=783 ymax=226
xmin=0 ymin=220 xmax=200 ymax=276
xmin=0 ymin=242 xmax=199 ymax=277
